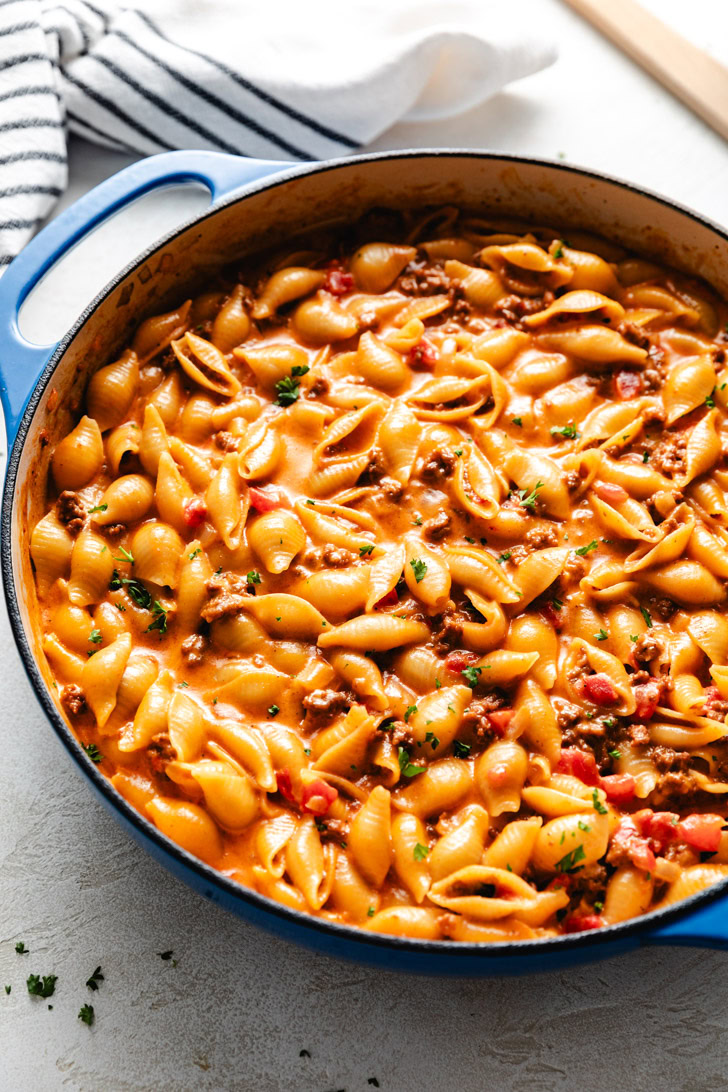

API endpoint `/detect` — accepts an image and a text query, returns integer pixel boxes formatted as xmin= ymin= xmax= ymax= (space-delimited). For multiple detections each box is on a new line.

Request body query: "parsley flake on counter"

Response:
xmin=27 ymin=974 xmax=57 ymax=999
xmin=413 ymin=843 xmax=429 ymax=862
xmin=86 ymin=966 xmax=104 ymax=991
xmin=575 ymin=540 xmax=598 ymax=556
xmin=640 ymin=606 xmax=653 ymax=628
xmin=78 ymin=1003 xmax=94 ymax=1027
xmin=15 ymin=941 xmax=28 ymax=954
xmin=461 ymin=665 xmax=482 ymax=688
xmin=409 ymin=558 xmax=427 ymax=583
xmin=397 ymin=747 xmax=425 ymax=778
xmin=83 ymin=743 xmax=103 ymax=763
xmin=4 ymin=985 xmax=9 ymax=995
xmin=592 ymin=789 xmax=608 ymax=814
xmin=158 ymin=950 xmax=178 ymax=966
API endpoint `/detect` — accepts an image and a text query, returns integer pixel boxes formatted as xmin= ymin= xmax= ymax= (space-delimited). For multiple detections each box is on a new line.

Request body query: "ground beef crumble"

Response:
xmin=421 ymin=448 xmax=458 ymax=481
xmin=423 ymin=510 xmax=451 ymax=540
xmin=201 ymin=572 xmax=250 ymax=623
xmin=56 ymin=490 xmax=85 ymax=534
xmin=632 ymin=631 xmax=664 ymax=664
xmin=181 ymin=634 xmax=207 ymax=666
xmin=61 ymin=684 xmax=86 ymax=715
xmin=214 ymin=430 xmax=240 ymax=452
xmin=525 ymin=524 xmax=558 ymax=549
xmin=398 ymin=260 xmax=452 ymax=296
xmin=651 ymin=432 xmax=687 ymax=477
xmin=302 ymin=688 xmax=352 ymax=724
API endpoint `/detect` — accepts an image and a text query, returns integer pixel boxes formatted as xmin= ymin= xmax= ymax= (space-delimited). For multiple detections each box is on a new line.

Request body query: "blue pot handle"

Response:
xmin=642 ymin=889 xmax=728 ymax=950
xmin=0 ymin=150 xmax=292 ymax=443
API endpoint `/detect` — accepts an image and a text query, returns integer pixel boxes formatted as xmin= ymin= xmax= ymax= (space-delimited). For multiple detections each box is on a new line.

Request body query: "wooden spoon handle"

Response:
xmin=562 ymin=0 xmax=728 ymax=142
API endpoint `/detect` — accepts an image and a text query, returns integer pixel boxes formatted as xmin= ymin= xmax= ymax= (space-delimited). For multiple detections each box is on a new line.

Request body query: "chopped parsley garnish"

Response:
xmin=403 ymin=705 xmax=418 ymax=723
xmin=593 ymin=901 xmax=604 ymax=913
xmin=553 ymin=240 xmax=564 ymax=259
xmin=111 ymin=546 xmax=134 ymax=564
xmin=88 ymin=628 xmax=102 ymax=644
xmin=461 ymin=665 xmax=482 ymax=688
xmin=603 ymin=717 xmax=615 ymax=728
xmin=146 ymin=601 xmax=168 ymax=635
xmin=595 ymin=629 xmax=608 ymax=642
xmin=78 ymin=1003 xmax=94 ymax=1026
xmin=592 ymin=788 xmax=608 ymax=814
xmin=575 ymin=540 xmax=598 ymax=556
xmin=15 ymin=942 xmax=28 ymax=954
xmin=454 ymin=449 xmax=463 ymax=457
xmin=642 ymin=451 xmax=650 ymax=463
xmin=367 ymin=907 xmax=375 ymax=918
xmin=359 ymin=545 xmax=374 ymax=557
xmin=552 ymin=597 xmax=563 ymax=610
xmin=550 ymin=424 xmax=579 ymax=439
xmin=246 ymin=570 xmax=261 ymax=590
xmin=83 ymin=743 xmax=103 ymax=763
xmin=425 ymin=730 xmax=439 ymax=750
xmin=291 ymin=364 xmax=310 ymax=378
xmin=274 ymin=376 xmax=301 ymax=406
xmin=518 ymin=481 xmax=544 ymax=512
xmin=412 ymin=516 xmax=423 ymax=526
xmin=464 ymin=536 xmax=475 ymax=544
xmin=453 ymin=740 xmax=471 ymax=758
xmin=26 ymin=974 xmax=57 ymax=999
xmin=577 ymin=820 xmax=591 ymax=832
xmin=413 ymin=843 xmax=429 ymax=862
xmin=556 ymin=844 xmax=586 ymax=873
xmin=409 ymin=558 xmax=427 ymax=583
xmin=189 ymin=547 xmax=202 ymax=559
xmin=109 ymin=570 xmax=152 ymax=610
xmin=630 ymin=634 xmax=638 ymax=643
xmin=86 ymin=966 xmax=104 ymax=991
xmin=158 ymin=950 xmax=177 ymax=965
xmin=512 ymin=417 xmax=523 ymax=427
xmin=397 ymin=747 xmax=425 ymax=778
xmin=640 ymin=606 xmax=653 ymax=628
xmin=88 ymin=503 xmax=108 ymax=514
xmin=497 ymin=551 xmax=512 ymax=564
xmin=706 ymin=388 xmax=716 ymax=409
xmin=268 ymin=705 xmax=280 ymax=717
xmin=608 ymin=748 xmax=621 ymax=759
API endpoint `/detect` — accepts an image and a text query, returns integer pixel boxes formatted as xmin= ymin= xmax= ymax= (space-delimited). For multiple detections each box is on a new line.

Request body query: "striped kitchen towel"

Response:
xmin=0 ymin=0 xmax=555 ymax=265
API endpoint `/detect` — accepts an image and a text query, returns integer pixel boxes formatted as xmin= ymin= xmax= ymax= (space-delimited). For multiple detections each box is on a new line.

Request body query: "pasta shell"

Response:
xmin=172 ymin=332 xmax=241 ymax=397
xmin=94 ymin=474 xmax=154 ymax=526
xmin=252 ymin=267 xmax=325 ymax=320
xmin=120 ymin=669 xmax=174 ymax=751
xmin=206 ymin=453 xmax=249 ymax=550
xmin=318 ymin=614 xmax=429 ymax=651
xmin=354 ymin=331 xmax=409 ymax=391
xmin=292 ymin=293 xmax=359 ymax=344
xmin=106 ymin=421 xmax=141 ymax=476
xmin=350 ymin=243 xmax=417 ymax=293
xmin=30 ymin=513 xmax=73 ymax=595
xmin=86 ymin=349 xmax=139 ymax=431
xmin=132 ymin=300 xmax=191 ymax=363
xmin=237 ymin=417 xmax=282 ymax=481
xmin=211 ymin=283 xmax=251 ymax=352
xmin=145 ymin=797 xmax=222 ymax=866
xmin=443 ymin=260 xmax=505 ymax=308
xmin=139 ymin=404 xmax=170 ymax=476
xmin=132 ymin=521 xmax=183 ymax=588
xmin=52 ymin=415 xmax=104 ymax=490
xmin=234 ymin=343 xmax=310 ymax=389
xmin=248 ymin=509 xmax=305 ymax=574
xmin=68 ymin=528 xmax=115 ymax=606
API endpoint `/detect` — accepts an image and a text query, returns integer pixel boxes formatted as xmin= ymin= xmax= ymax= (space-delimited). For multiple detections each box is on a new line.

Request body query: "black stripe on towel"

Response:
xmin=62 ymin=70 xmax=173 ymax=150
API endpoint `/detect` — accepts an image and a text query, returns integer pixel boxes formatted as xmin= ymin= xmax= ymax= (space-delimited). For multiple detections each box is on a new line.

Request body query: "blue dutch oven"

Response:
xmin=3 ymin=149 xmax=728 ymax=973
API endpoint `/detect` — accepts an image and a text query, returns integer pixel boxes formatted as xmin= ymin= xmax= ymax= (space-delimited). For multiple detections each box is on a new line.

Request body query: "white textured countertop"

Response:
xmin=2 ymin=2 xmax=728 ymax=1089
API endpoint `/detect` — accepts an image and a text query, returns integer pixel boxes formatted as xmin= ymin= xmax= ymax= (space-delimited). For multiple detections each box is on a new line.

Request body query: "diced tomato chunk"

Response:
xmin=407 ymin=338 xmax=439 ymax=370
xmin=557 ymin=747 xmax=600 ymax=786
xmin=275 ymin=768 xmax=297 ymax=805
xmin=539 ymin=603 xmax=563 ymax=631
xmin=249 ymin=486 xmax=284 ymax=512
xmin=486 ymin=709 xmax=514 ymax=736
xmin=613 ymin=369 xmax=643 ymax=400
xmin=563 ymin=914 xmax=603 ymax=933
xmin=444 ymin=650 xmax=480 ymax=674
xmin=600 ymin=773 xmax=636 ymax=804
xmin=678 ymin=813 xmax=724 ymax=852
xmin=324 ymin=267 xmax=355 ymax=296
xmin=301 ymin=779 xmax=338 ymax=816
xmin=593 ymin=480 xmax=629 ymax=505
xmin=612 ymin=816 xmax=656 ymax=873
xmin=182 ymin=497 xmax=207 ymax=529
xmin=583 ymin=673 xmax=620 ymax=706
xmin=373 ymin=587 xmax=399 ymax=610
xmin=632 ymin=680 xmax=661 ymax=721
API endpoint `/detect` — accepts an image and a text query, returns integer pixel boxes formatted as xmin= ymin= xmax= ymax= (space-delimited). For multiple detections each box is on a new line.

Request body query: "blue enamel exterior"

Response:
xmin=3 ymin=148 xmax=728 ymax=971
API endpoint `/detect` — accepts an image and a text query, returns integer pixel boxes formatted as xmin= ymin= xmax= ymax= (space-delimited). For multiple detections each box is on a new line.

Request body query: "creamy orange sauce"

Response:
xmin=30 ymin=210 xmax=728 ymax=942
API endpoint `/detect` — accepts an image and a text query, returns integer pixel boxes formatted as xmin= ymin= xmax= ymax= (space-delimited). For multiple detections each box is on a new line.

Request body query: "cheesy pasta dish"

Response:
xmin=31 ymin=208 xmax=728 ymax=942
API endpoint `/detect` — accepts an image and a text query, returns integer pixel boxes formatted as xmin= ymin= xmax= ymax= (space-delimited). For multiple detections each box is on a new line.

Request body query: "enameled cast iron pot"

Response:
xmin=3 ymin=149 xmax=728 ymax=974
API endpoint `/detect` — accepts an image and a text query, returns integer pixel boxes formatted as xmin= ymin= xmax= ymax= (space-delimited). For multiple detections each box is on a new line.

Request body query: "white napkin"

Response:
xmin=0 ymin=0 xmax=555 ymax=265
